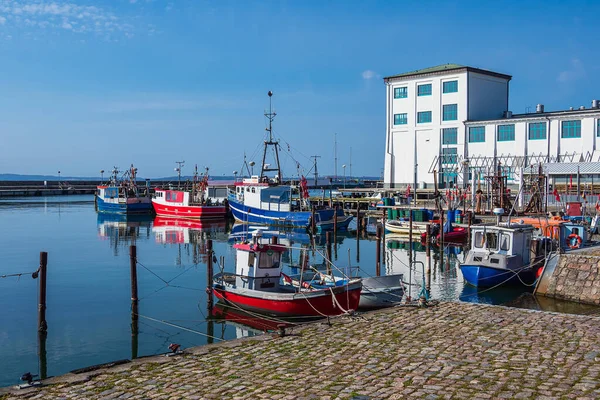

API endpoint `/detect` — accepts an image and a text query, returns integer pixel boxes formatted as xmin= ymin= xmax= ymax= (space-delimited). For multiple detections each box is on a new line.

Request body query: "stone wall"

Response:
xmin=539 ymin=248 xmax=600 ymax=305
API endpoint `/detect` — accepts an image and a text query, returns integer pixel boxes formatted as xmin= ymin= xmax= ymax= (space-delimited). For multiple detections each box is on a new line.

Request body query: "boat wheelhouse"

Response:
xmin=96 ymin=165 xmax=152 ymax=214
xmin=459 ymin=222 xmax=550 ymax=287
xmin=152 ymin=166 xmax=228 ymax=219
xmin=212 ymin=235 xmax=362 ymax=317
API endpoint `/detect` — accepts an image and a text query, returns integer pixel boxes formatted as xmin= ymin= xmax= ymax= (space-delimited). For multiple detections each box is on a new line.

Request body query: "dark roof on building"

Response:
xmin=383 ymin=63 xmax=512 ymax=82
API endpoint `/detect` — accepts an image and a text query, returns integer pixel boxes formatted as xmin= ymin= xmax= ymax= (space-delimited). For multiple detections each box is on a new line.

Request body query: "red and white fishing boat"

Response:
xmin=212 ymin=235 xmax=362 ymax=318
xmin=152 ymin=166 xmax=228 ymax=219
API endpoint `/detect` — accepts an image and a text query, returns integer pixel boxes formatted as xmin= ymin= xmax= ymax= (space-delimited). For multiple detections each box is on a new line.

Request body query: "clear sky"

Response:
xmin=0 ymin=0 xmax=598 ymax=179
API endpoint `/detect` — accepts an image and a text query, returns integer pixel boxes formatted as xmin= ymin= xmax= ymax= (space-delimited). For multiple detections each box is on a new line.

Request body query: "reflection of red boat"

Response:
xmin=153 ymin=216 xmax=226 ymax=244
xmin=212 ymin=238 xmax=362 ymax=318
xmin=421 ymin=227 xmax=468 ymax=244
xmin=210 ymin=303 xmax=292 ymax=332
xmin=153 ymin=216 xmax=226 ymax=230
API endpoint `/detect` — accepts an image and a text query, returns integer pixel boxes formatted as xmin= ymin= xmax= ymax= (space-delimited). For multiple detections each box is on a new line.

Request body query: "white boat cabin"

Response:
xmin=469 ymin=223 xmax=535 ymax=266
xmin=154 ymin=186 xmax=227 ymax=206
xmin=233 ymin=176 xmax=296 ymax=212
xmin=233 ymin=238 xmax=286 ymax=291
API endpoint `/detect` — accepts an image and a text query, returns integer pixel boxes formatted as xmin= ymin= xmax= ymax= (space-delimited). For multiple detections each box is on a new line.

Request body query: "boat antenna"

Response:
xmin=334 ymin=133 xmax=338 ymax=181
xmin=260 ymin=91 xmax=281 ymax=183
xmin=175 ymin=160 xmax=185 ymax=189
xmin=311 ymin=155 xmax=321 ymax=186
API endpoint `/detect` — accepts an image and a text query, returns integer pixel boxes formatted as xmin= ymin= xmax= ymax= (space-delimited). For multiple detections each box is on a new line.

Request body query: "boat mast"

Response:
xmin=260 ymin=91 xmax=282 ymax=183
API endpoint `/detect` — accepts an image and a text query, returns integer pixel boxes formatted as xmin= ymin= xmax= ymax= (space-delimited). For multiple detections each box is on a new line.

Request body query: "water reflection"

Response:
xmin=384 ymin=235 xmax=466 ymax=301
xmin=96 ymin=213 xmax=153 ymax=255
xmin=152 ymin=217 xmax=229 ymax=266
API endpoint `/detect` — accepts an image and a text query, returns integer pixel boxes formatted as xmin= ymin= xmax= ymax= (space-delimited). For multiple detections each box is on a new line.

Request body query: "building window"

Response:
xmin=561 ymin=120 xmax=581 ymax=138
xmin=469 ymin=126 xmax=485 ymax=143
xmin=394 ymin=87 xmax=407 ymax=99
xmin=442 ymin=147 xmax=457 ymax=164
xmin=442 ymin=104 xmax=458 ymax=121
xmin=502 ymin=166 xmax=513 ymax=180
xmin=443 ymin=80 xmax=458 ymax=93
xmin=393 ymin=113 xmax=407 ymax=125
xmin=528 ymin=122 xmax=547 ymax=140
xmin=417 ymin=111 xmax=432 ymax=123
xmin=442 ymin=128 xmax=458 ymax=144
xmin=417 ymin=84 xmax=432 ymax=96
xmin=497 ymin=124 xmax=515 ymax=141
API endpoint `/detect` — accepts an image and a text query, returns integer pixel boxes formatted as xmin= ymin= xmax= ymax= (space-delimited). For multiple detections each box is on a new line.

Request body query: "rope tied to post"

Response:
xmin=1 ymin=267 xmax=40 ymax=279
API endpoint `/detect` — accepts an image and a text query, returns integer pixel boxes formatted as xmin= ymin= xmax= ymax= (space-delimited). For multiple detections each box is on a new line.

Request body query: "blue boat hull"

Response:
xmin=460 ymin=265 xmax=536 ymax=287
xmin=228 ymin=198 xmax=311 ymax=227
xmin=96 ymin=196 xmax=153 ymax=214
xmin=228 ymin=198 xmax=352 ymax=230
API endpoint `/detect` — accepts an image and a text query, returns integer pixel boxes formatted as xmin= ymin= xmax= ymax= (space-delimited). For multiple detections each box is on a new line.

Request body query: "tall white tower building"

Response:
xmin=383 ymin=64 xmax=511 ymax=188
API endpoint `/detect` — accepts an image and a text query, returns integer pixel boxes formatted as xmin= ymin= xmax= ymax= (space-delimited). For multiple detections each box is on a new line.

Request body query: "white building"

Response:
xmin=383 ymin=64 xmax=600 ymax=189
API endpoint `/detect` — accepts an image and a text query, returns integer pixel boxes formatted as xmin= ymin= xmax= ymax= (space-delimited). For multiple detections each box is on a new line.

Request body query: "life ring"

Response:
xmin=567 ymin=234 xmax=582 ymax=249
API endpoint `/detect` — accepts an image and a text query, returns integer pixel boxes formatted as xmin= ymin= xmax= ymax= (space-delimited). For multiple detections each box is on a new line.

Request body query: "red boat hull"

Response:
xmin=212 ymin=285 xmax=362 ymax=318
xmin=152 ymin=199 xmax=226 ymax=219
xmin=421 ymin=227 xmax=468 ymax=244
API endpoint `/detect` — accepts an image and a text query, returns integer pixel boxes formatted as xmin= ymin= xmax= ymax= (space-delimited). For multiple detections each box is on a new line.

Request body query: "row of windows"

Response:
xmin=395 ymin=119 xmax=600 ymax=142
xmin=393 ymin=80 xmax=458 ymax=99
xmin=467 ymin=120 xmax=595 ymax=143
xmin=393 ymin=104 xmax=457 ymax=125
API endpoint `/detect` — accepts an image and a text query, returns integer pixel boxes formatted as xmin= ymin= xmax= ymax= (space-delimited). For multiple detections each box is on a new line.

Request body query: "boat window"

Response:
xmin=486 ymin=233 xmax=498 ymax=250
xmin=474 ymin=232 xmax=484 ymax=248
xmin=248 ymin=253 xmax=255 ymax=267
xmin=258 ymin=252 xmax=279 ymax=269
xmin=246 ymin=187 xmax=250 ymax=192
xmin=500 ymin=233 xmax=510 ymax=251
xmin=251 ymin=187 xmax=256 ymax=193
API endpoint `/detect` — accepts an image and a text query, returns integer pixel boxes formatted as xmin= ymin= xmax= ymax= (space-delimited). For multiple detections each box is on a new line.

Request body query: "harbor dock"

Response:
xmin=3 ymin=301 xmax=600 ymax=399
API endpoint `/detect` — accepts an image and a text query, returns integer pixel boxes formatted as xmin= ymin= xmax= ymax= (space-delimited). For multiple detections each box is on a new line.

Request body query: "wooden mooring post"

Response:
xmin=326 ymin=231 xmax=332 ymax=262
xmin=311 ymin=208 xmax=316 ymax=234
xmin=425 ymin=224 xmax=431 ymax=292
xmin=333 ymin=205 xmax=338 ymax=238
xmin=376 ymin=224 xmax=381 ymax=276
xmin=206 ymin=239 xmax=214 ymax=314
xmin=37 ymin=251 xmax=49 ymax=380
xmin=129 ymin=245 xmax=139 ymax=360
xmin=356 ymin=208 xmax=360 ymax=262
xmin=38 ymin=251 xmax=48 ymax=333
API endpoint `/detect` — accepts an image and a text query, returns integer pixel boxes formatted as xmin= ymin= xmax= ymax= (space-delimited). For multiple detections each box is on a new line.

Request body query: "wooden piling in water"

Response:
xmin=311 ymin=208 xmax=316 ymax=234
xmin=38 ymin=251 xmax=48 ymax=333
xmin=326 ymin=231 xmax=332 ymax=262
xmin=376 ymin=225 xmax=381 ymax=276
xmin=333 ymin=205 xmax=338 ymax=237
xmin=408 ymin=208 xmax=413 ymax=269
xmin=129 ymin=245 xmax=139 ymax=359
xmin=467 ymin=211 xmax=472 ymax=246
xmin=440 ymin=210 xmax=445 ymax=271
xmin=206 ymin=239 xmax=214 ymax=313
xmin=129 ymin=246 xmax=138 ymax=313
xmin=426 ymin=224 xmax=431 ymax=292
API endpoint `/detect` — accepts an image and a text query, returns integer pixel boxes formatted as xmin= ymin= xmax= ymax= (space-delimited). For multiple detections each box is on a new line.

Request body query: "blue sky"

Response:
xmin=0 ymin=0 xmax=598 ymax=178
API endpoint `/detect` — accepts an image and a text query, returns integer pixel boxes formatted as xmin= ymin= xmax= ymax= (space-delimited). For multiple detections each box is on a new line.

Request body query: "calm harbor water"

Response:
xmin=1 ymin=195 xmax=599 ymax=387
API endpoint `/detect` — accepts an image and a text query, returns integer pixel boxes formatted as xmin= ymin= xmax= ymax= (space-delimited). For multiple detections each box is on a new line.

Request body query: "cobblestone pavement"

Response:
xmin=3 ymin=302 xmax=600 ymax=399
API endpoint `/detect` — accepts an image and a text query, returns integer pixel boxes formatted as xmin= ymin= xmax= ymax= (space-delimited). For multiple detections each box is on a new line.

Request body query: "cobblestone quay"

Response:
xmin=3 ymin=302 xmax=600 ymax=399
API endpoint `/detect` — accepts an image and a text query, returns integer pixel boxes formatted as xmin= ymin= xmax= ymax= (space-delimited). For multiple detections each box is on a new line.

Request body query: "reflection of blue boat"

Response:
xmin=96 ymin=165 xmax=152 ymax=214
xmin=97 ymin=212 xmax=154 ymax=226
xmin=459 ymin=284 xmax=533 ymax=305
xmin=228 ymin=223 xmax=310 ymax=245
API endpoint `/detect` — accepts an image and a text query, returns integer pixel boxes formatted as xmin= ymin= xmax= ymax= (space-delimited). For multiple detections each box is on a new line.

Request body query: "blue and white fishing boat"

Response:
xmin=228 ymin=91 xmax=352 ymax=230
xmin=459 ymin=209 xmax=551 ymax=287
xmin=96 ymin=165 xmax=153 ymax=214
